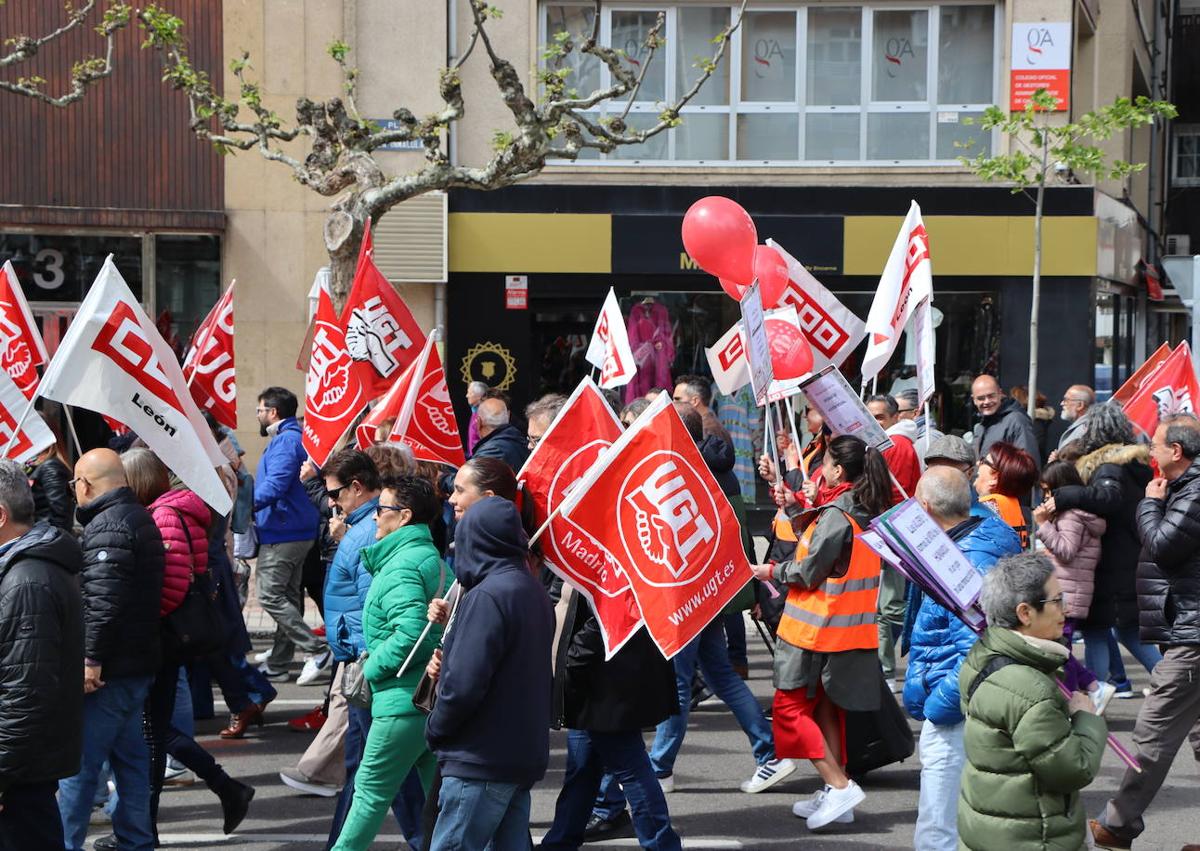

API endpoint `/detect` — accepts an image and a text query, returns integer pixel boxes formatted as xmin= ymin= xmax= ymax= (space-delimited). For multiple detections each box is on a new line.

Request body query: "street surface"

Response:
xmin=120 ymin=621 xmax=1198 ymax=851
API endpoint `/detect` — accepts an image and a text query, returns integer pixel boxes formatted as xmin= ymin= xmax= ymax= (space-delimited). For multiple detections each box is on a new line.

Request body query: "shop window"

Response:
xmin=540 ymin=2 xmax=998 ymax=165
xmin=1173 ymin=126 xmax=1200 ymax=186
xmin=155 ymin=235 xmax=221 ymax=362
xmin=0 ymin=233 xmax=142 ymax=303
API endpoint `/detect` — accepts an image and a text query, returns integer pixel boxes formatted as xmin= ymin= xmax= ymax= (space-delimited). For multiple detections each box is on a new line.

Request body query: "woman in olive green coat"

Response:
xmin=333 ymin=476 xmax=446 ymax=851
xmin=958 ymin=553 xmax=1108 ymax=851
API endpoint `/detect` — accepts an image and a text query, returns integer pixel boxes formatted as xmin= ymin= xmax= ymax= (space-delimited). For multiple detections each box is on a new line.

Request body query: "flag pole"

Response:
xmin=396 ymin=580 xmax=458 ymax=679
xmin=784 ymin=396 xmax=806 ymax=483
xmin=63 ymin=406 xmax=85 ymax=462
xmin=923 ymin=401 xmax=932 ymax=453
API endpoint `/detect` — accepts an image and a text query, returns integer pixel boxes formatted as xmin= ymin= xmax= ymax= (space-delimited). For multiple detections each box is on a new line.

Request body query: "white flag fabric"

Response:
xmin=914 ymin=298 xmax=936 ymax=407
xmin=0 ymin=368 xmax=55 ymax=464
xmin=38 ymin=257 xmax=232 ymax=515
xmin=860 ymin=201 xmax=933 ymax=383
xmin=584 ymin=288 xmax=637 ymax=389
xmin=704 ymin=322 xmax=751 ymax=396
xmin=767 ymin=239 xmax=866 ymax=370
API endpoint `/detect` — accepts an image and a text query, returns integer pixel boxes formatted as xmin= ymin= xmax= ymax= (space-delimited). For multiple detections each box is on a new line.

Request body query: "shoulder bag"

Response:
xmin=161 ymin=508 xmax=226 ymax=660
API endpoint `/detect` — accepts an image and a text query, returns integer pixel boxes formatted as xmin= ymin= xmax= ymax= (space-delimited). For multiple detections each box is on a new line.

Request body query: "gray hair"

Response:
xmin=477 ymin=402 xmax=510 ymax=429
xmin=1161 ymin=413 xmax=1200 ymax=460
xmin=525 ymin=394 xmax=567 ymax=425
xmin=1081 ymin=402 xmax=1135 ymax=452
xmin=981 ymin=553 xmax=1055 ymax=628
xmin=0 ymin=460 xmax=35 ymax=525
xmin=866 ymin=394 xmax=899 ymax=416
xmin=915 ymin=467 xmax=971 ymax=521
xmin=896 ymin=389 xmax=920 ymax=409
xmin=467 ymin=381 xmax=488 ymax=397
xmin=621 ymin=398 xmax=651 ymax=423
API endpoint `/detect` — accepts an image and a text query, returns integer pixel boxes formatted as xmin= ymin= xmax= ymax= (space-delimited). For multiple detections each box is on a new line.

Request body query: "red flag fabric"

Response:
xmin=1121 ymin=343 xmax=1199 ymax=437
xmin=518 ymin=378 xmax=643 ymax=657
xmin=0 ymin=368 xmax=55 ymax=464
xmin=362 ymin=337 xmax=466 ymax=467
xmin=303 ymin=288 xmax=368 ymax=467
xmin=559 ymin=393 xmax=754 ymax=659
xmin=341 ymin=220 xmax=427 ymax=400
xmin=182 ymin=283 xmax=237 ymax=429
xmin=1111 ymin=342 xmax=1173 ymax=406
xmin=0 ymin=260 xmax=49 ymax=398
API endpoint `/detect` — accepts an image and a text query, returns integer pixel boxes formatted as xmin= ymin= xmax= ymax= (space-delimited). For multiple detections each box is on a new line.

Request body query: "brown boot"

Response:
xmin=1090 ymin=820 xmax=1133 ymax=850
xmin=219 ymin=704 xmax=264 ymax=739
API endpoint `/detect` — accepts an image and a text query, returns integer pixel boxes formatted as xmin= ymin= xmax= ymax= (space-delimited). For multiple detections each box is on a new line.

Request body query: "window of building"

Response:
xmin=1173 ymin=126 xmax=1200 ymax=187
xmin=155 ymin=235 xmax=222 ymax=361
xmin=541 ymin=2 xmax=999 ymax=165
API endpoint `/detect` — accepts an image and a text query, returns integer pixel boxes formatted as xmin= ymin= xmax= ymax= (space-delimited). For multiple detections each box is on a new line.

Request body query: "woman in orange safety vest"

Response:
xmin=975 ymin=440 xmax=1039 ymax=550
xmin=750 ymin=435 xmax=893 ymax=832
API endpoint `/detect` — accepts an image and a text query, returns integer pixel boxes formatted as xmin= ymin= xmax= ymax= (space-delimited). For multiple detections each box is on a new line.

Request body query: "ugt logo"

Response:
xmin=0 ymin=305 xmax=34 ymax=387
xmin=345 ymin=295 xmax=414 ymax=378
xmin=412 ymin=367 xmax=461 ymax=452
xmin=91 ymin=301 xmax=182 ymax=412
xmin=1152 ymin=386 xmax=1194 ymax=418
xmin=619 ymin=452 xmax=717 ymax=586
xmin=307 ymin=321 xmax=362 ymax=423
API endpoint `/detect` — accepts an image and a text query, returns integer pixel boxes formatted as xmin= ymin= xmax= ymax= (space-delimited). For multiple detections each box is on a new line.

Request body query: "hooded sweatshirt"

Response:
xmin=425 ymin=496 xmax=555 ymax=786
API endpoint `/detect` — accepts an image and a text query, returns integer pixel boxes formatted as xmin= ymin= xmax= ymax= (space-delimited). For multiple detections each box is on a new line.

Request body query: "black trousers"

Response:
xmin=0 ymin=780 xmax=64 ymax=851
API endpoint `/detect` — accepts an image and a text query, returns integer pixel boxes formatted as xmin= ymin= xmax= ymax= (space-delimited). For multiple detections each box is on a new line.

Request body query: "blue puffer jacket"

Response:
xmin=323 ymin=496 xmax=380 ymax=662
xmin=903 ymin=513 xmax=1021 ymax=726
xmin=253 ymin=418 xmax=320 ymax=544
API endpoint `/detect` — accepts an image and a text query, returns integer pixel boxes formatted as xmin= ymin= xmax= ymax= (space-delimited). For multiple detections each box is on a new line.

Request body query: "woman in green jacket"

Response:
xmin=958 ymin=553 xmax=1107 ymax=851
xmin=333 ymin=476 xmax=447 ymax=851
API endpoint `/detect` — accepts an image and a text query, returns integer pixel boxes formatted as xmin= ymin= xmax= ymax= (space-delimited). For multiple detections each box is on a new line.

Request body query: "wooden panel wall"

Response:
xmin=0 ymin=0 xmax=224 ymax=231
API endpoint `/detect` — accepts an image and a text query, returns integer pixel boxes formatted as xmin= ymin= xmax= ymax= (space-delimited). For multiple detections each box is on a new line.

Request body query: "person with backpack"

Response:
xmin=958 ymin=553 xmax=1106 ymax=851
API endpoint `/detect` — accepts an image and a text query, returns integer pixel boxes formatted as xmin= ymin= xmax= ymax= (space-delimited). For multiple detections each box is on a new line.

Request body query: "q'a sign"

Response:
xmin=1010 ymin=22 xmax=1071 ymax=111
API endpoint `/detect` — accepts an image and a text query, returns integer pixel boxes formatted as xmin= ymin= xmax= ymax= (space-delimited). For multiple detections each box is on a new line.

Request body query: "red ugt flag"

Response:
xmin=360 ymin=336 xmax=465 ymax=468
xmin=182 ymin=283 xmax=237 ymax=429
xmin=0 ymin=260 xmax=49 ymax=398
xmin=304 ymin=288 xmax=368 ymax=467
xmin=341 ymin=220 xmax=427 ymax=400
xmin=518 ymin=378 xmax=643 ymax=658
xmin=560 ymin=392 xmax=753 ymax=659
xmin=1122 ymin=342 xmax=1200 ymax=438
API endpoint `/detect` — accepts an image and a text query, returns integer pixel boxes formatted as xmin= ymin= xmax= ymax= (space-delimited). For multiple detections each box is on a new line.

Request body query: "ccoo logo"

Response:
xmin=307 ymin=321 xmax=362 ymax=423
xmin=617 ymin=451 xmax=718 ymax=587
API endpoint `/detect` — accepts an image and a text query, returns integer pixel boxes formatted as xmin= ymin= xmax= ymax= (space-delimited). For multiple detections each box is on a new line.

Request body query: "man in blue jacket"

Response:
xmin=425 ymin=497 xmax=554 ymax=850
xmin=254 ymin=387 xmax=325 ymax=684
xmin=904 ymin=466 xmax=1021 ymax=851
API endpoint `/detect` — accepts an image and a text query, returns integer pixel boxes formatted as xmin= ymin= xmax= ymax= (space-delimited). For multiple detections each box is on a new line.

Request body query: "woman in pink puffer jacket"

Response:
xmin=152 ymin=483 xmax=211 ymax=616
xmin=1034 ymin=461 xmax=1107 ymax=620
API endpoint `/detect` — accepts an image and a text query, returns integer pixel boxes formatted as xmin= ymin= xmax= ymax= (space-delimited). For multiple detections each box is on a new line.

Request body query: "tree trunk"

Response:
xmin=1027 ymin=139 xmax=1049 ymax=421
xmin=323 ymin=208 xmax=369 ymax=312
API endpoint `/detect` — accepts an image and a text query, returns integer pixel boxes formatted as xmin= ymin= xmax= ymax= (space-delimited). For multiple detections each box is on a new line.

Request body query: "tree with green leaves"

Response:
xmin=138 ymin=0 xmax=746 ymax=305
xmin=0 ymin=1 xmax=131 ymax=106
xmin=960 ymin=88 xmax=1176 ymax=419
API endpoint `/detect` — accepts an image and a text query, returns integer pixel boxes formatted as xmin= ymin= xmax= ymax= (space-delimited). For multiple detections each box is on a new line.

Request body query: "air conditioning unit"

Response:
xmin=1166 ymin=234 xmax=1192 ymax=256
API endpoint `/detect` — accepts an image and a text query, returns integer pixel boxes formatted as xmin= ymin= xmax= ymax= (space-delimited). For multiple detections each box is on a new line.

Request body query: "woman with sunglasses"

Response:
xmin=975 ymin=441 xmax=1039 ymax=549
xmin=332 ymin=475 xmax=446 ymax=851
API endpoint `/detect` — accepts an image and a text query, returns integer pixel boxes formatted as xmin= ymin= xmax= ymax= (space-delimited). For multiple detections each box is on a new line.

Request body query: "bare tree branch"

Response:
xmin=0 ymin=0 xmax=131 ymax=107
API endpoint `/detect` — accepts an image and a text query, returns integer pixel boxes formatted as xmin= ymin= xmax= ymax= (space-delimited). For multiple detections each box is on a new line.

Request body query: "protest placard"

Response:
xmin=739 ymin=281 xmax=773 ymax=406
xmin=799 ymin=366 xmax=893 ymax=452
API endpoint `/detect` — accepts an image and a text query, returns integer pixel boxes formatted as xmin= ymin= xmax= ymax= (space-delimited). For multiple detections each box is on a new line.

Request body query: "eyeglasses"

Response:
xmin=527 ymin=435 xmax=543 ymax=450
xmin=326 ymin=484 xmax=348 ymax=501
xmin=897 ymin=407 xmax=916 ymax=415
xmin=973 ymin=393 xmax=1000 ymax=403
xmin=1039 ymin=594 xmax=1065 ymax=609
xmin=69 ymin=476 xmax=86 ymax=488
xmin=375 ymin=504 xmax=407 ymax=516
xmin=981 ymin=457 xmax=995 ymax=469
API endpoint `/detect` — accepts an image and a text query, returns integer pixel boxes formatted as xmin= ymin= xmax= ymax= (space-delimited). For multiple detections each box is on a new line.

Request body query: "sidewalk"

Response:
xmin=240 ymin=561 xmax=324 ymax=637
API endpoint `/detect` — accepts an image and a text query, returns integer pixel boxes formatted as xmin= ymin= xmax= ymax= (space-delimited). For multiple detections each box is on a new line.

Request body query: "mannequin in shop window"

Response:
xmin=624 ymin=297 xmax=675 ymax=403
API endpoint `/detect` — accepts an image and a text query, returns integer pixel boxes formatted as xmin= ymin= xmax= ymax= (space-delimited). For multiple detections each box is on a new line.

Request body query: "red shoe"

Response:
xmin=288 ymin=706 xmax=327 ymax=732
xmin=312 ymin=624 xmax=326 ymax=637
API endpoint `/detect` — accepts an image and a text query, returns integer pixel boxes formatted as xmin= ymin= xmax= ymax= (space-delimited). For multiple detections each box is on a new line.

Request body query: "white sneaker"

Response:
xmin=1091 ymin=682 xmax=1117 ymax=716
xmin=806 ymin=781 xmax=864 ymax=830
xmin=253 ymin=649 xmax=270 ymax=664
xmin=740 ymin=758 xmax=797 ymax=793
xmin=162 ymin=762 xmax=195 ymax=787
xmin=297 ymin=650 xmax=332 ymax=686
xmin=658 ymin=774 xmax=674 ymax=794
xmin=279 ymin=767 xmax=342 ymax=798
xmin=791 ymin=787 xmax=854 ymax=822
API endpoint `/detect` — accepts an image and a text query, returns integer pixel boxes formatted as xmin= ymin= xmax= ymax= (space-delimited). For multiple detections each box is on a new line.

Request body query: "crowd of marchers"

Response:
xmin=1 ymin=372 xmax=1198 ymax=851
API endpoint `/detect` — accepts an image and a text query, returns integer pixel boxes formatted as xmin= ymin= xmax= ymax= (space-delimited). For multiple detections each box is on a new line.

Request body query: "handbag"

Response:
xmin=413 ymin=568 xmax=454 ymax=716
xmin=161 ymin=508 xmax=226 ymax=660
xmin=342 ymin=651 xmax=372 ymax=710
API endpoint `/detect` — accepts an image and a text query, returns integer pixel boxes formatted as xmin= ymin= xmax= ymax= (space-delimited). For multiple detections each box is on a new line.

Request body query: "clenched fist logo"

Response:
xmin=345 ymin=295 xmax=413 ymax=378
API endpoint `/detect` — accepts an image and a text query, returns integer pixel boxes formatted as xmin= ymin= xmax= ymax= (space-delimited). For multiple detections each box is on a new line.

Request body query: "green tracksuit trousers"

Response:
xmin=332 ymin=712 xmax=438 ymax=851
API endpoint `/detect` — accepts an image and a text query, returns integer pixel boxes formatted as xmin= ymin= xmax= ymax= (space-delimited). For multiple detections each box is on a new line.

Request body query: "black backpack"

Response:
xmin=845 ymin=670 xmax=917 ymax=778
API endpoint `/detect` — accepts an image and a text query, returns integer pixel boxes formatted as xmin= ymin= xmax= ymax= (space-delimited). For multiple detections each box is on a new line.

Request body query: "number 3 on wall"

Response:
xmin=33 ymin=248 xmax=65 ymax=290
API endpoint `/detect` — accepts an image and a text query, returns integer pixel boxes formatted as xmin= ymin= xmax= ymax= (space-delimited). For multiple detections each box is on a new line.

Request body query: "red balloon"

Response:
xmin=765 ymin=317 xmax=814 ymax=380
xmin=681 ymin=196 xmax=757 ymax=287
xmin=753 ymin=244 xmax=790 ymax=309
xmin=717 ymin=277 xmax=746 ymax=300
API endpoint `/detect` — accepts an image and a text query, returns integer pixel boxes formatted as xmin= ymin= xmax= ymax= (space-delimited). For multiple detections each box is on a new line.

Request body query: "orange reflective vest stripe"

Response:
xmin=772 ymin=509 xmax=798 ymax=543
xmin=979 ymin=493 xmax=1030 ymax=549
xmin=776 ymin=507 xmax=881 ymax=653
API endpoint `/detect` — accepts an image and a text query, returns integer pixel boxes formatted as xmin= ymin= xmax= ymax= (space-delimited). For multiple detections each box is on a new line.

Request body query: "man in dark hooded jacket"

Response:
xmin=425 ymin=496 xmax=553 ymax=850
xmin=0 ymin=460 xmax=84 ymax=850
xmin=970 ymin=375 xmax=1041 ymax=470
xmin=470 ymin=398 xmax=529 ymax=472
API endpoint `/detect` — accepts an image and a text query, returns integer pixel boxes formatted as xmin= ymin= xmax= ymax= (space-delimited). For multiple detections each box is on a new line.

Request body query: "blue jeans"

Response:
xmin=649 ymin=619 xmax=774 ymax=776
xmin=58 ymin=675 xmax=155 ymax=851
xmin=914 ymin=720 xmax=965 ymax=851
xmin=1083 ymin=626 xmax=1163 ymax=683
xmin=326 ymin=705 xmax=425 ymax=850
xmin=173 ymin=666 xmax=195 ymax=738
xmin=723 ymin=611 xmax=748 ymax=668
xmin=543 ymin=730 xmax=681 ymax=851
xmin=429 ymin=776 xmax=530 ymax=851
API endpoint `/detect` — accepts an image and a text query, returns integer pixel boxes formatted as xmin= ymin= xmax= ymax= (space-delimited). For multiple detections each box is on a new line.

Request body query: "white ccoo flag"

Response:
xmin=585 ymin=287 xmax=637 ymax=389
xmin=860 ymin=201 xmax=933 ymax=384
xmin=767 ymin=239 xmax=866 ymax=370
xmin=38 ymin=257 xmax=232 ymax=515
